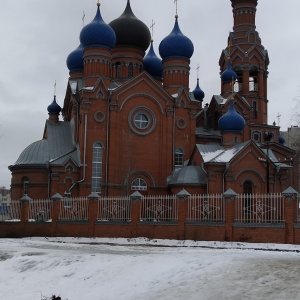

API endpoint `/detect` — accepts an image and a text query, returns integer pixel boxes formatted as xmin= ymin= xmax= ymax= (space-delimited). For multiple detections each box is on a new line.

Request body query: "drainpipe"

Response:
xmin=172 ymin=103 xmax=176 ymax=172
xmin=105 ymin=90 xmax=112 ymax=196
xmin=68 ymin=112 xmax=88 ymax=193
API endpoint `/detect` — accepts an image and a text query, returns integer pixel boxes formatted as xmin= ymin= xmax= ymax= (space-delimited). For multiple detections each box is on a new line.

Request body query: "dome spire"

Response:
xmin=174 ymin=0 xmax=179 ymax=18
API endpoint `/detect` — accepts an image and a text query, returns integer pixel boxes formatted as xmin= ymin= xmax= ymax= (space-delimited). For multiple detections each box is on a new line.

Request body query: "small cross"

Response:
xmin=196 ymin=64 xmax=200 ymax=78
xmin=54 ymin=81 xmax=57 ymax=97
xmin=82 ymin=10 xmax=85 ymax=27
xmin=174 ymin=0 xmax=178 ymax=16
xmin=150 ymin=19 xmax=155 ymax=39
xmin=277 ymin=113 xmax=281 ymax=126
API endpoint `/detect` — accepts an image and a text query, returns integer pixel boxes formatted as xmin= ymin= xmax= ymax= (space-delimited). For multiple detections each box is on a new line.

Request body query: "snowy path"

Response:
xmin=0 ymin=238 xmax=300 ymax=300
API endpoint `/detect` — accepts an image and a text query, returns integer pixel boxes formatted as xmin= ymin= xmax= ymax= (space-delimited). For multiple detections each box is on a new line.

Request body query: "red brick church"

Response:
xmin=9 ymin=0 xmax=298 ymax=200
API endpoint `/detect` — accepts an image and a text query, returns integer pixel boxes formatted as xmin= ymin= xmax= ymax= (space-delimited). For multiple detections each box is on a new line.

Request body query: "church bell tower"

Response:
xmin=220 ymin=0 xmax=269 ymax=125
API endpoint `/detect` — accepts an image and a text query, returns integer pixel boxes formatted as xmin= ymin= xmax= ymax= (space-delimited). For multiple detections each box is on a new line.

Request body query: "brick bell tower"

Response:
xmin=219 ymin=0 xmax=269 ymax=125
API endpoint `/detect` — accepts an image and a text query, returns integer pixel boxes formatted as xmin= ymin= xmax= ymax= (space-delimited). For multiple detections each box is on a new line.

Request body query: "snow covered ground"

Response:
xmin=1 ymin=238 xmax=300 ymax=300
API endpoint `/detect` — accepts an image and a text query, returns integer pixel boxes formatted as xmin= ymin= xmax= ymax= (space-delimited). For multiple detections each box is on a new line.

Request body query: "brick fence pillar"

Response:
xmin=87 ymin=193 xmax=100 ymax=237
xmin=282 ymin=187 xmax=299 ymax=244
xmin=51 ymin=193 xmax=63 ymax=237
xmin=130 ymin=191 xmax=142 ymax=238
xmin=177 ymin=189 xmax=191 ymax=240
xmin=20 ymin=195 xmax=32 ymax=236
xmin=223 ymin=189 xmax=237 ymax=242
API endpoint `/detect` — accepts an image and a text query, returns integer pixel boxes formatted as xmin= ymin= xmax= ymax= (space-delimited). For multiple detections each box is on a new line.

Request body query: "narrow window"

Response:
xmin=175 ymin=149 xmax=183 ymax=168
xmin=131 ymin=178 xmax=147 ymax=191
xmin=128 ymin=63 xmax=133 ymax=77
xmin=116 ymin=62 xmax=121 ymax=78
xmin=253 ymin=101 xmax=258 ymax=119
xmin=91 ymin=142 xmax=103 ymax=194
xmin=23 ymin=177 xmax=29 ymax=196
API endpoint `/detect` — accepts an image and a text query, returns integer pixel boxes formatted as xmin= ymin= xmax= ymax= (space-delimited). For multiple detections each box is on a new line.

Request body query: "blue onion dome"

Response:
xmin=47 ymin=96 xmax=61 ymax=114
xmin=221 ymin=58 xmax=237 ymax=83
xmin=159 ymin=16 xmax=194 ymax=60
xmin=109 ymin=0 xmax=151 ymax=51
xmin=66 ymin=44 xmax=84 ymax=72
xmin=279 ymin=134 xmax=285 ymax=145
xmin=192 ymin=78 xmax=205 ymax=101
xmin=143 ymin=41 xmax=163 ymax=79
xmin=218 ymin=101 xmax=246 ymax=132
xmin=80 ymin=3 xmax=116 ymax=49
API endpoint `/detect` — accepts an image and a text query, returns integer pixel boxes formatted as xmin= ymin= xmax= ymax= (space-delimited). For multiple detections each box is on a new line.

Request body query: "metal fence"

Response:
xmin=28 ymin=199 xmax=52 ymax=222
xmin=97 ymin=196 xmax=131 ymax=222
xmin=235 ymin=193 xmax=284 ymax=223
xmin=0 ymin=200 xmax=21 ymax=222
xmin=187 ymin=194 xmax=224 ymax=222
xmin=140 ymin=195 xmax=178 ymax=222
xmin=58 ymin=197 xmax=89 ymax=221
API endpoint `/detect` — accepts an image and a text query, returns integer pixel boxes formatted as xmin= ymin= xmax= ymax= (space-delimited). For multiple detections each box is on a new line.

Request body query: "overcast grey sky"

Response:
xmin=1 ymin=0 xmax=300 ymax=188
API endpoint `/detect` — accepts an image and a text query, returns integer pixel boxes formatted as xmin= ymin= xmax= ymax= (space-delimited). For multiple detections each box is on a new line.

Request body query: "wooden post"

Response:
xmin=177 ymin=189 xmax=191 ymax=240
xmin=87 ymin=193 xmax=100 ymax=237
xmin=223 ymin=189 xmax=237 ymax=242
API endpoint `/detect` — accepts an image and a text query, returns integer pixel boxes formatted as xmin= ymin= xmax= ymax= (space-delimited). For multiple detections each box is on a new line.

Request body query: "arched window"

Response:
xmin=22 ymin=177 xmax=29 ymax=196
xmin=243 ymin=180 xmax=253 ymax=194
xmin=91 ymin=142 xmax=103 ymax=194
xmin=175 ymin=149 xmax=183 ymax=168
xmin=252 ymin=101 xmax=258 ymax=119
xmin=131 ymin=178 xmax=147 ymax=191
xmin=128 ymin=62 xmax=133 ymax=77
xmin=115 ymin=62 xmax=121 ymax=78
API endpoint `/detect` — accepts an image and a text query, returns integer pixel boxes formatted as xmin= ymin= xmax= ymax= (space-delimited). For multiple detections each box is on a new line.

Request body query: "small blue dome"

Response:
xmin=66 ymin=44 xmax=84 ymax=72
xmin=143 ymin=41 xmax=163 ymax=79
xmin=221 ymin=60 xmax=237 ymax=83
xmin=218 ymin=102 xmax=245 ymax=132
xmin=192 ymin=78 xmax=205 ymax=101
xmin=159 ymin=17 xmax=194 ymax=60
xmin=80 ymin=5 xmax=116 ymax=49
xmin=47 ymin=96 xmax=61 ymax=114
xmin=279 ymin=134 xmax=285 ymax=145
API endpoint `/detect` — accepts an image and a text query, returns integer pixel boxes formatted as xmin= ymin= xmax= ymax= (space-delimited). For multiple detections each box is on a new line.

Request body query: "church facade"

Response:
xmin=9 ymin=0 xmax=298 ymax=200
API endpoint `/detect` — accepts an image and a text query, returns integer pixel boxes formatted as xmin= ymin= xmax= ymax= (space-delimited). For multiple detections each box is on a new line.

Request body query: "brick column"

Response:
xmin=282 ymin=187 xmax=299 ymax=244
xmin=177 ymin=189 xmax=191 ymax=240
xmin=51 ymin=193 xmax=63 ymax=237
xmin=223 ymin=189 xmax=237 ymax=242
xmin=20 ymin=195 xmax=32 ymax=236
xmin=87 ymin=193 xmax=100 ymax=237
xmin=130 ymin=192 xmax=142 ymax=238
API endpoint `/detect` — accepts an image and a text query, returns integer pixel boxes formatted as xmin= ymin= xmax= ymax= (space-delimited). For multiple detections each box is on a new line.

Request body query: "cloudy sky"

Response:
xmin=1 ymin=0 xmax=300 ymax=188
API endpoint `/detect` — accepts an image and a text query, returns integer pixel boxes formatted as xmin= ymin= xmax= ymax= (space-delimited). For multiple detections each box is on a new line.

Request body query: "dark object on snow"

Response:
xmin=51 ymin=295 xmax=61 ymax=300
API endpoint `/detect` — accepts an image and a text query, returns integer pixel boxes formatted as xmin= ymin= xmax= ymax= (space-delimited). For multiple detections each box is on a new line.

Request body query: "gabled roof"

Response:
xmin=196 ymin=142 xmax=249 ymax=163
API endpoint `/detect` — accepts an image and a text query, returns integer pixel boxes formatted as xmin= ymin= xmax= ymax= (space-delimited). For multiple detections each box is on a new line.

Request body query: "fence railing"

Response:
xmin=0 ymin=201 xmax=22 ymax=221
xmin=140 ymin=195 xmax=178 ymax=222
xmin=28 ymin=199 xmax=52 ymax=222
xmin=97 ymin=196 xmax=131 ymax=222
xmin=187 ymin=194 xmax=224 ymax=222
xmin=58 ymin=197 xmax=89 ymax=221
xmin=2 ymin=193 xmax=298 ymax=224
xmin=235 ymin=193 xmax=284 ymax=223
